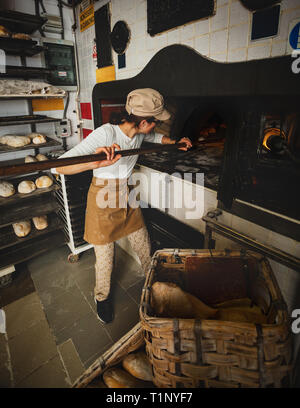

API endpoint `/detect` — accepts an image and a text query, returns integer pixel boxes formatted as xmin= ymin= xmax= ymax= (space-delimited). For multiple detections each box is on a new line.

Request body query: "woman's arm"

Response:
xmin=162 ymin=136 xmax=192 ymax=151
xmin=56 ymin=145 xmax=121 ymax=175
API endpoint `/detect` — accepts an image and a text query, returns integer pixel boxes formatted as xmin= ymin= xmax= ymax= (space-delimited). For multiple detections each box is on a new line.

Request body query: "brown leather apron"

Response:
xmin=84 ymin=177 xmax=145 ymax=245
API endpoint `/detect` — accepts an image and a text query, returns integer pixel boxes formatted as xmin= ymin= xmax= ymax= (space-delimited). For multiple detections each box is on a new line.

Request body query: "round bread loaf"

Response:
xmin=36 ymin=153 xmax=48 ymax=161
xmin=35 ymin=175 xmax=53 ymax=189
xmin=0 ymin=135 xmax=9 ymax=145
xmin=0 ymin=135 xmax=31 ymax=147
xmin=0 ymin=181 xmax=15 ymax=197
xmin=32 ymin=134 xmax=47 ymax=144
xmin=122 ymin=351 xmax=153 ymax=381
xmin=32 ymin=215 xmax=48 ymax=230
xmin=103 ymin=368 xmax=147 ymax=388
xmin=18 ymin=180 xmax=36 ymax=194
xmin=12 ymin=221 xmax=31 ymax=237
xmin=25 ymin=155 xmax=37 ymax=163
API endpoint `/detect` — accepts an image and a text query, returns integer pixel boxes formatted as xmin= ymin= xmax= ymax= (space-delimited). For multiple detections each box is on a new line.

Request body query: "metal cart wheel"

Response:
xmin=68 ymin=253 xmax=80 ymax=263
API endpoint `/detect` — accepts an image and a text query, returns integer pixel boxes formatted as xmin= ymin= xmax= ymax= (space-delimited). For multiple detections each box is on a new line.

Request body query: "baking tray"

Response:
xmin=0 ymin=172 xmax=59 ymax=207
xmin=0 ymin=115 xmax=61 ymax=126
xmin=0 ymin=135 xmax=61 ymax=153
xmin=0 ymin=66 xmax=51 ymax=79
xmin=0 ymin=213 xmax=63 ymax=251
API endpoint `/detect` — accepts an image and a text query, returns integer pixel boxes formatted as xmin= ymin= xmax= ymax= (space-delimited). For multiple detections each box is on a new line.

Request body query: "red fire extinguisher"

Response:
xmin=93 ymin=39 xmax=97 ymax=61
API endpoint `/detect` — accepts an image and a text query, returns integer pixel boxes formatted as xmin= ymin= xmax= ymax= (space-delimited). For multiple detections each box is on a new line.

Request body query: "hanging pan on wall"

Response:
xmin=110 ymin=20 xmax=131 ymax=55
xmin=239 ymin=0 xmax=281 ymax=11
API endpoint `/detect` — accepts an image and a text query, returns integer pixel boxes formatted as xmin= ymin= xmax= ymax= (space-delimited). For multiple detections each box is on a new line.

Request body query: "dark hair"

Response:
xmin=109 ymin=109 xmax=155 ymax=127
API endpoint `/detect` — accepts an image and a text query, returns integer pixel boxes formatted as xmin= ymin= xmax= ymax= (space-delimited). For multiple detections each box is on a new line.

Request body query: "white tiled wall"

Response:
xmin=73 ymin=0 xmax=300 ymax=127
xmin=107 ymin=0 xmax=300 ymax=79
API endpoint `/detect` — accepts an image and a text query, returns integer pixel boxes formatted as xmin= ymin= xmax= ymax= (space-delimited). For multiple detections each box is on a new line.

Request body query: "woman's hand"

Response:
xmin=89 ymin=144 xmax=121 ymax=169
xmin=178 ymin=137 xmax=192 ymax=151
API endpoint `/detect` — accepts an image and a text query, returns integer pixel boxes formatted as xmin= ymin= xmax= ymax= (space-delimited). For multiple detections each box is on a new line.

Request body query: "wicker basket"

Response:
xmin=139 ymin=249 xmax=293 ymax=388
xmin=72 ymin=323 xmax=145 ymax=388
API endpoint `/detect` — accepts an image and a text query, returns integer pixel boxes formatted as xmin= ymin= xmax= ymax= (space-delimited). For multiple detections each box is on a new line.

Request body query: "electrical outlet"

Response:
xmin=55 ymin=119 xmax=72 ymax=138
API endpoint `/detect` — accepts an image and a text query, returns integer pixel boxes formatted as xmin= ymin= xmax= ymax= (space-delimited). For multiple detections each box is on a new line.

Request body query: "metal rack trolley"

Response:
xmin=55 ymin=172 xmax=93 ymax=263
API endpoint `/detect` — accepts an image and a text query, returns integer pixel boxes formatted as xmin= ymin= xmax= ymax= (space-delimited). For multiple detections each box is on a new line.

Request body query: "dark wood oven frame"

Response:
xmin=92 ymin=45 xmax=300 ymax=241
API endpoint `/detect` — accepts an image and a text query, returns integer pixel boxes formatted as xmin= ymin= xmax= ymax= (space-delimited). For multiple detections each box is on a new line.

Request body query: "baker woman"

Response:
xmin=53 ymin=88 xmax=192 ymax=323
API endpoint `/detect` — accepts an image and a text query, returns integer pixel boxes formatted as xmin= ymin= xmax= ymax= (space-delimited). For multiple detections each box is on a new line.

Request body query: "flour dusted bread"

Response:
xmin=36 ymin=153 xmax=48 ymax=161
xmin=0 ymin=181 xmax=15 ymax=197
xmin=12 ymin=221 xmax=31 ymax=237
xmin=25 ymin=155 xmax=37 ymax=163
xmin=150 ymin=281 xmax=218 ymax=319
xmin=103 ymin=367 xmax=148 ymax=388
xmin=0 ymin=135 xmax=31 ymax=147
xmin=32 ymin=215 xmax=48 ymax=230
xmin=18 ymin=180 xmax=36 ymax=194
xmin=122 ymin=351 xmax=153 ymax=381
xmin=35 ymin=175 xmax=53 ymax=188
xmin=30 ymin=133 xmax=47 ymax=145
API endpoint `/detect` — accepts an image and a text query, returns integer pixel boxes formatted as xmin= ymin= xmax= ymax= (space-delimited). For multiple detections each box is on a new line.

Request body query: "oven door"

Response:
xmin=217 ymin=108 xmax=300 ymax=242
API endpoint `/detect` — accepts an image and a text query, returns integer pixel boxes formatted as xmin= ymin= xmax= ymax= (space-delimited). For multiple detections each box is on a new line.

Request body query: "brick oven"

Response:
xmin=92 ymin=45 xmax=300 ymax=246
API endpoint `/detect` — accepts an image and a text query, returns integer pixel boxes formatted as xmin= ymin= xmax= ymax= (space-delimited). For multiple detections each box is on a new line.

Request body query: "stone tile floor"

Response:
xmin=0 ymin=244 xmax=145 ymax=388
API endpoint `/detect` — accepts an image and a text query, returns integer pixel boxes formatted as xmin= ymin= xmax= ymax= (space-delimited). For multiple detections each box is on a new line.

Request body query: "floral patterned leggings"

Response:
xmin=94 ymin=226 xmax=151 ymax=301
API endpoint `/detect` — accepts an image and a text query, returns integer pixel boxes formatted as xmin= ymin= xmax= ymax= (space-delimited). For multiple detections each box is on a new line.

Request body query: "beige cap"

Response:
xmin=125 ymin=88 xmax=170 ymax=121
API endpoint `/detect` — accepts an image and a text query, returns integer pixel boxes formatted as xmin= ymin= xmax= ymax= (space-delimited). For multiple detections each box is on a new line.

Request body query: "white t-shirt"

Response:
xmin=52 ymin=123 xmax=163 ymax=179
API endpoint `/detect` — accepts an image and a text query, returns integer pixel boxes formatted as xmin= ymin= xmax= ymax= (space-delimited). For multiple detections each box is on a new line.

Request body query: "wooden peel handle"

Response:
xmin=0 ymin=142 xmax=187 ymax=178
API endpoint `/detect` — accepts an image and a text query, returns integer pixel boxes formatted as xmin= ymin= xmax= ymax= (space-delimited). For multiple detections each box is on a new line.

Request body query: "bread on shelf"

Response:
xmin=0 ymin=135 xmax=31 ymax=148
xmin=0 ymin=181 xmax=15 ymax=197
xmin=12 ymin=33 xmax=31 ymax=40
xmin=35 ymin=175 xmax=53 ymax=189
xmin=36 ymin=153 xmax=48 ymax=161
xmin=12 ymin=220 xmax=31 ymax=237
xmin=17 ymin=180 xmax=36 ymax=194
xmin=25 ymin=155 xmax=38 ymax=163
xmin=0 ymin=25 xmax=10 ymax=38
xmin=32 ymin=215 xmax=48 ymax=230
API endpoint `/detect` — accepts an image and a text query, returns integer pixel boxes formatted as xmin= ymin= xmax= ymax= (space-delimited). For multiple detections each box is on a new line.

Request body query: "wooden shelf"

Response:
xmin=0 ymin=193 xmax=61 ymax=228
xmin=0 ymin=213 xmax=63 ymax=251
xmin=0 ymin=136 xmax=61 ymax=154
xmin=0 ymin=66 xmax=51 ymax=80
xmin=0 ymin=115 xmax=62 ymax=127
xmin=0 ymin=10 xmax=47 ymax=34
xmin=0 ymin=37 xmax=45 ymax=57
xmin=0 ymin=229 xmax=67 ymax=270
xmin=0 ymin=181 xmax=60 ymax=208
xmin=0 ymin=94 xmax=65 ymax=100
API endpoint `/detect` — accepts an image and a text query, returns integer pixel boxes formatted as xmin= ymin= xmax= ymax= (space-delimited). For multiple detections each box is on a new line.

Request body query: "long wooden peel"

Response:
xmin=0 ymin=142 xmax=187 ymax=178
